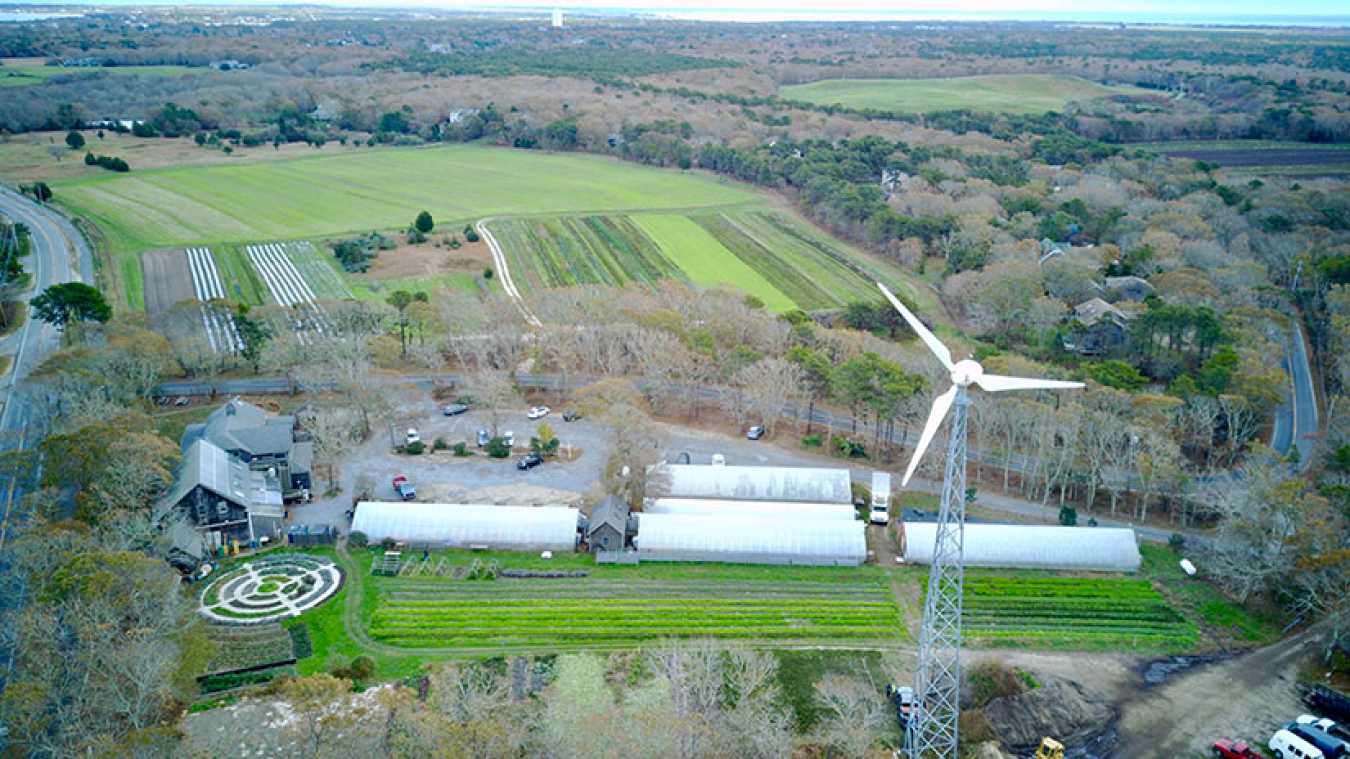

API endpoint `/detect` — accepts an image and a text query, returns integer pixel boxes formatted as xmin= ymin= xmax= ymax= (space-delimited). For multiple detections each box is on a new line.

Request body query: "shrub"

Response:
xmin=486 ymin=437 xmax=511 ymax=458
xmin=967 ymin=660 xmax=1027 ymax=708
xmin=348 ymin=531 xmax=368 ymax=548
xmin=406 ymin=227 xmax=427 ymax=244
xmin=801 ymin=434 xmax=822 ymax=448
xmin=1058 ymin=505 xmax=1077 ymax=526
xmin=405 ymin=440 xmax=425 ymax=455
xmin=1168 ymin=533 xmax=1186 ymax=552
xmin=831 ymin=435 xmax=867 ymax=459
xmin=452 ymin=442 xmax=470 ymax=456
xmin=414 ymin=210 xmax=434 ymax=233
xmin=380 ymin=538 xmax=396 ymax=551
xmin=464 ymin=224 xmax=480 ymax=242
xmin=483 ymin=267 xmax=494 ymax=280
xmin=433 ymin=437 xmax=449 ymax=451
xmin=65 ymin=130 xmax=85 ymax=149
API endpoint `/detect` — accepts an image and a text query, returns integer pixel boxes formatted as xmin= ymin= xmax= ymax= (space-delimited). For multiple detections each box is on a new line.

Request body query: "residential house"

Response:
xmin=587 ymin=495 xmax=630 ymax=553
xmin=1103 ymin=275 xmax=1155 ymax=302
xmin=1065 ymin=297 xmax=1133 ymax=355
xmin=182 ymin=397 xmax=312 ymax=498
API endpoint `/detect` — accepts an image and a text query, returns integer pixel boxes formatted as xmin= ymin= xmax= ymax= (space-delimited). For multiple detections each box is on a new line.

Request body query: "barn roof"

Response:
xmin=588 ymin=495 xmax=629 ymax=538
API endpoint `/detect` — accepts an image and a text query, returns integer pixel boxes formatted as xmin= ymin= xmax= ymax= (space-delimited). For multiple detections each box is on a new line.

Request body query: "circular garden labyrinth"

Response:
xmin=199 ymin=554 xmax=343 ymax=625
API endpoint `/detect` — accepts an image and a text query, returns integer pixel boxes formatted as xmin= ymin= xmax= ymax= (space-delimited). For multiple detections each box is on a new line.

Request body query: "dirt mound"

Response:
xmin=982 ymin=677 xmax=1114 ymax=755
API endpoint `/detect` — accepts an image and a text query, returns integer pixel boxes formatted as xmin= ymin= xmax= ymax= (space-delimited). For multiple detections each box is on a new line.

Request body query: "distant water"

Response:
xmin=647 ymin=9 xmax=1350 ymax=26
xmin=0 ymin=12 xmax=82 ymax=23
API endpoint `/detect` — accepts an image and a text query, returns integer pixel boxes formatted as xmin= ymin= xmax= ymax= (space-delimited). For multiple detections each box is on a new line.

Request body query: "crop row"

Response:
xmin=499 ymin=216 xmax=680 ymax=290
xmin=693 ymin=214 xmax=837 ymax=309
xmin=373 ymin=607 xmax=896 ymax=624
xmin=964 ymin=577 xmax=1161 ymax=596
xmin=378 ymin=597 xmax=894 ymax=609
xmin=205 ymin=625 xmax=295 ymax=673
xmin=373 ymin=626 xmax=898 ymax=647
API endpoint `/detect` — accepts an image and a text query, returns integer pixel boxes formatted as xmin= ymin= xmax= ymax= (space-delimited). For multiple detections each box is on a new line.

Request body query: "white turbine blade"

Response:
xmin=975 ymin=374 xmax=1085 ymax=393
xmin=903 ymin=385 xmax=957 ymax=487
xmin=877 ymin=282 xmax=953 ymax=371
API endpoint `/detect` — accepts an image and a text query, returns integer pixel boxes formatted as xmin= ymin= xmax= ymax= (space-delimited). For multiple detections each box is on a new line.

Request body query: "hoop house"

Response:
xmin=660 ymin=465 xmax=853 ymax=503
xmin=352 ymin=502 xmax=579 ymax=551
xmin=645 ymin=498 xmax=857 ymax=521
xmin=901 ymin=523 xmax=1141 ymax=572
xmin=633 ymin=513 xmax=866 ymax=566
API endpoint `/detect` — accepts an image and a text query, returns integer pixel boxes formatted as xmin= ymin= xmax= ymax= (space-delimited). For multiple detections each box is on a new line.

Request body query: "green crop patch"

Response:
xmin=958 ymin=576 xmax=1196 ymax=651
xmin=368 ymin=577 xmax=904 ymax=648
xmin=781 ymin=75 xmax=1157 ymax=115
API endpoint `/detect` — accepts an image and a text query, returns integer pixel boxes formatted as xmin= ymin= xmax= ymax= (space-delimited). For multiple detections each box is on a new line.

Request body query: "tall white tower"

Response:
xmin=552 ymin=8 xmax=563 ymax=28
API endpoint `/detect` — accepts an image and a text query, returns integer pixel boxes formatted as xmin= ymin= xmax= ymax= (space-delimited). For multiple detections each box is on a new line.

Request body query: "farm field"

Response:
xmin=369 ymin=576 xmax=904 ymax=648
xmin=1132 ymin=140 xmax=1350 ymax=175
xmin=0 ymin=58 xmax=204 ymax=87
xmin=961 ymin=576 xmax=1196 ymax=651
xmin=495 ymin=210 xmax=905 ymax=311
xmin=780 ymin=74 xmax=1157 ymax=114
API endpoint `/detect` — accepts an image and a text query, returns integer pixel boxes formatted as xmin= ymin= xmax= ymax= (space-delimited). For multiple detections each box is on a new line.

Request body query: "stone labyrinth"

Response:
xmin=199 ymin=554 xmax=342 ymax=625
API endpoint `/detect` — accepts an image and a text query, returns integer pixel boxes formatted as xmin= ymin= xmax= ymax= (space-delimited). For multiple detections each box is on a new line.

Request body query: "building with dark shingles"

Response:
xmin=587 ymin=495 xmax=629 ymax=553
xmin=161 ymin=439 xmax=285 ymax=548
xmin=182 ymin=398 xmax=312 ymax=498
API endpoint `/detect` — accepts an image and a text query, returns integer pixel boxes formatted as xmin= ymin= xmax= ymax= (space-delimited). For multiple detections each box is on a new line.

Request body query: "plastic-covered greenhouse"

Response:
xmin=352 ymin=502 xmax=579 ymax=551
xmin=633 ymin=513 xmax=866 ymax=566
xmin=645 ymin=498 xmax=858 ymax=521
xmin=901 ymin=523 xmax=1141 ymax=572
xmin=660 ymin=465 xmax=853 ymax=503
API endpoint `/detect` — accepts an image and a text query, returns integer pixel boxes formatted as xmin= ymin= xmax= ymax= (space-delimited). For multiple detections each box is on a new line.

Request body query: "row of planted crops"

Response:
xmin=961 ymin=577 xmax=1197 ymax=648
xmin=492 ymin=210 xmax=886 ymax=311
xmin=368 ymin=578 xmax=905 ymax=647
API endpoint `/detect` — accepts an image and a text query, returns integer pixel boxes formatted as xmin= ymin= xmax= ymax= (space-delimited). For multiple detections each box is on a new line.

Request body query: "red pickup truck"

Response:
xmin=1212 ymin=739 xmax=1268 ymax=759
xmin=392 ymin=476 xmax=416 ymax=501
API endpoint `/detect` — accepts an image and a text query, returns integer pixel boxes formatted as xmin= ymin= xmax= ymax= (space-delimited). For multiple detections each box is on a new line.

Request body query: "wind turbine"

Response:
xmin=877 ymin=282 xmax=1082 ymax=759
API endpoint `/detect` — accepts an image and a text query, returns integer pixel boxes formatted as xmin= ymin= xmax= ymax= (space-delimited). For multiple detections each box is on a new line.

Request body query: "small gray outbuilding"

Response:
xmin=586 ymin=495 xmax=629 ymax=553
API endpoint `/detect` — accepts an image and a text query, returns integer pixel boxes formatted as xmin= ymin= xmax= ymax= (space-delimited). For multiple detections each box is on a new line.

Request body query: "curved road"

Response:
xmin=0 ymin=186 xmax=94 ymax=554
xmin=1270 ymin=320 xmax=1317 ymax=467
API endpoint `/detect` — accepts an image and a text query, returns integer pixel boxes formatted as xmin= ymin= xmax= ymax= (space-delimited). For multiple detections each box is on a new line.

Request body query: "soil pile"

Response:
xmin=982 ymin=678 xmax=1114 ymax=755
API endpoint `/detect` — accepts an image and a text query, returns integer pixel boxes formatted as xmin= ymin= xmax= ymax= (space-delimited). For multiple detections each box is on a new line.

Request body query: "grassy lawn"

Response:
xmin=213 ymin=245 xmax=268 ymax=306
xmin=346 ymin=272 xmax=493 ymax=300
xmin=0 ymin=60 xmax=203 ymax=87
xmin=780 ymin=74 xmax=1156 ymax=114
xmin=632 ymin=212 xmax=795 ymax=311
xmin=1138 ymin=543 xmax=1283 ymax=646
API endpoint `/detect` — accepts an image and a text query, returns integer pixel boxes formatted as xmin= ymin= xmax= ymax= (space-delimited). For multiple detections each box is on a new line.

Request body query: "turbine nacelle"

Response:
xmin=877 ymin=282 xmax=1085 ymax=486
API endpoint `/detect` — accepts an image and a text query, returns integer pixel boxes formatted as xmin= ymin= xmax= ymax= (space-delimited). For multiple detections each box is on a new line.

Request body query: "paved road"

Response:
xmin=0 ymin=186 xmax=93 ymax=554
xmin=1270 ymin=320 xmax=1317 ymax=466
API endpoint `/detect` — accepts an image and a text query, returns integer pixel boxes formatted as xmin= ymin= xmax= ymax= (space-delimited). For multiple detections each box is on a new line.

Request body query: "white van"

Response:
xmin=1272 ymin=728 xmax=1326 ymax=759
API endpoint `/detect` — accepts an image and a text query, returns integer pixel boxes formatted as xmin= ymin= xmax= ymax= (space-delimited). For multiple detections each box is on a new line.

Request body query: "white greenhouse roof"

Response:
xmin=633 ymin=513 xmax=866 ymax=566
xmin=352 ymin=502 xmax=579 ymax=551
xmin=901 ymin=523 xmax=1141 ymax=572
xmin=659 ymin=464 xmax=853 ymax=504
xmin=645 ymin=498 xmax=858 ymax=521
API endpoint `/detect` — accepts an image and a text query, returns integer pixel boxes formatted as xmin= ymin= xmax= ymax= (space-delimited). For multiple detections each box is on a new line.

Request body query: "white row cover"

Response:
xmin=645 ymin=498 xmax=858 ymax=521
xmin=901 ymin=522 xmax=1141 ymax=572
xmin=633 ymin=513 xmax=866 ymax=566
xmin=352 ymin=502 xmax=579 ymax=551
xmin=659 ymin=464 xmax=853 ymax=504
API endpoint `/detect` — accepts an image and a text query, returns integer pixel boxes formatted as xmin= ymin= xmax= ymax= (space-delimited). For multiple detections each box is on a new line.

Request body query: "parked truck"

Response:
xmin=392 ymin=476 xmax=416 ymax=501
xmin=870 ymin=472 xmax=891 ymax=524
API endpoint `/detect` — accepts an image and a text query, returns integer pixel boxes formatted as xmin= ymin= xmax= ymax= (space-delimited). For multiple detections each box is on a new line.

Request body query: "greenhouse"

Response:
xmin=633 ymin=513 xmax=866 ymax=566
xmin=351 ymin=502 xmax=580 ymax=551
xmin=901 ymin=523 xmax=1141 ymax=572
xmin=660 ymin=464 xmax=854 ymax=503
xmin=645 ymin=498 xmax=858 ymax=521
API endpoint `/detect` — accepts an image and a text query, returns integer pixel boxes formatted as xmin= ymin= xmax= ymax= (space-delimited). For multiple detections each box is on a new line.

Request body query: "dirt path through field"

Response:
xmin=1112 ymin=627 xmax=1324 ymax=758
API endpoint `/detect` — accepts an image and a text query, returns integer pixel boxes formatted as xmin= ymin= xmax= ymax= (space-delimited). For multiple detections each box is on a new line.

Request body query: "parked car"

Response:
xmin=1286 ymin=723 xmax=1347 ymax=759
xmin=1213 ymin=739 xmax=1269 ymax=759
xmin=405 ymin=428 xmax=420 ymax=445
xmin=392 ymin=476 xmax=416 ymax=501
xmin=517 ymin=453 xmax=544 ymax=470
xmin=442 ymin=403 xmax=469 ymax=416
xmin=527 ymin=406 xmax=551 ymax=420
xmin=562 ymin=409 xmax=579 ymax=422
xmin=477 ymin=428 xmax=490 ymax=447
xmin=710 ymin=453 xmax=726 ymax=466
xmin=1271 ymin=728 xmax=1326 ymax=759
xmin=1298 ymin=717 xmax=1350 ymax=745
xmin=504 ymin=430 xmax=515 ymax=447
xmin=747 ymin=425 xmax=765 ymax=440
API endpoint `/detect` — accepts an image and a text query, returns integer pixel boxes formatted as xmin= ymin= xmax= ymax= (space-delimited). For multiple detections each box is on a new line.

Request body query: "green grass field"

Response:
xmin=780 ymin=74 xmax=1154 ymax=114
xmin=0 ymin=61 xmax=203 ymax=87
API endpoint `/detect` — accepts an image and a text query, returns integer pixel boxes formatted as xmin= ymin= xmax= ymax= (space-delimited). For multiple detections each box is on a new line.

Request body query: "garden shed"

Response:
xmin=352 ymin=502 xmax=580 ymax=551
xmin=659 ymin=464 xmax=853 ymax=504
xmin=586 ymin=495 xmax=630 ymax=553
xmin=901 ymin=523 xmax=1141 ymax=572
xmin=645 ymin=498 xmax=858 ymax=521
xmin=632 ymin=513 xmax=866 ymax=566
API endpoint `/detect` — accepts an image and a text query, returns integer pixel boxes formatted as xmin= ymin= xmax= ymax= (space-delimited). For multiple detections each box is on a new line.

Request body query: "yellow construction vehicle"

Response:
xmin=1033 ymin=737 xmax=1065 ymax=759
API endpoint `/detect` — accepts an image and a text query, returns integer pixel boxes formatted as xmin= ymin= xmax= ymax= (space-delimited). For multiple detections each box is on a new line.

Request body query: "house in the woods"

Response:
xmin=1065 ymin=297 xmax=1134 ymax=355
xmin=182 ymin=397 xmax=312 ymax=498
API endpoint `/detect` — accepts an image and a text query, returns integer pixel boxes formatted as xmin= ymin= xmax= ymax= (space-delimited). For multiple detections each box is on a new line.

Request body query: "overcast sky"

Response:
xmin=9 ymin=0 xmax=1350 ymax=20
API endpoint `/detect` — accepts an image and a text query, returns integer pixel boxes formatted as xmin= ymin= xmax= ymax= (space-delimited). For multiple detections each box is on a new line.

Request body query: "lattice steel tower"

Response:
xmin=906 ymin=387 xmax=969 ymax=759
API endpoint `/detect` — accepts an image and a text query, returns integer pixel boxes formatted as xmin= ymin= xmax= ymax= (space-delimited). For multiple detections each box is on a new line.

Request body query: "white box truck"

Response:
xmin=870 ymin=472 xmax=891 ymax=525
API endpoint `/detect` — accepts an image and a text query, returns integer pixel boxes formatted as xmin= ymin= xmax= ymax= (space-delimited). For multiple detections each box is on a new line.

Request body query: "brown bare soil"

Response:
xmin=352 ymin=238 xmax=491 ymax=280
xmin=141 ymin=248 xmax=195 ymax=315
